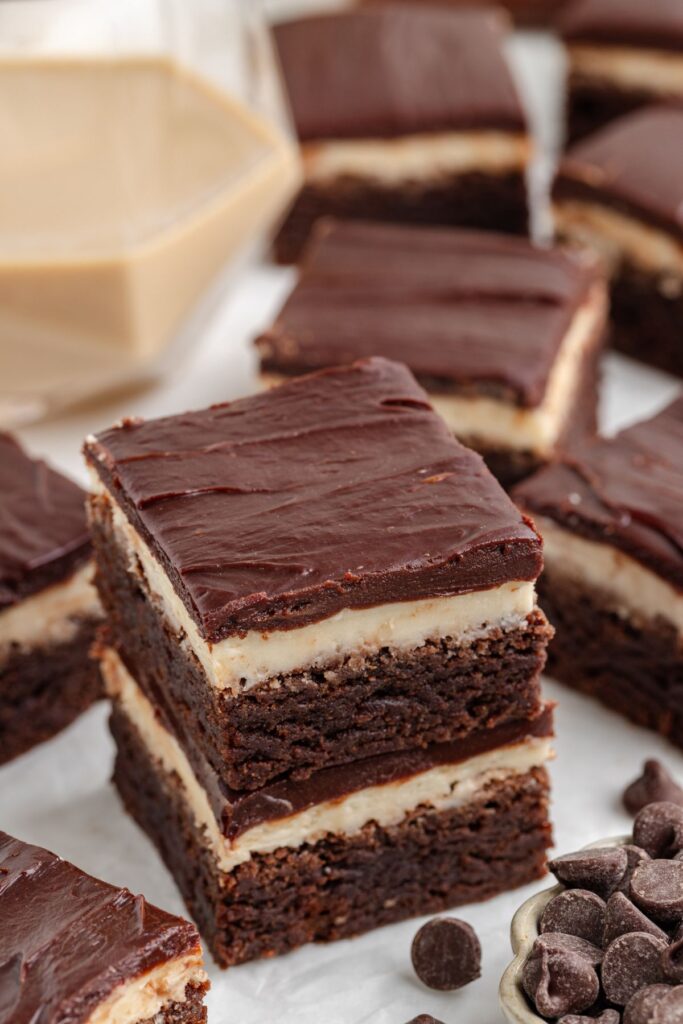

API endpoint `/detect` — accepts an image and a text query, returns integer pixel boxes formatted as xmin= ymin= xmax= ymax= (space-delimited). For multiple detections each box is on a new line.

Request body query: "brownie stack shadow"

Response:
xmin=84 ymin=357 xmax=554 ymax=967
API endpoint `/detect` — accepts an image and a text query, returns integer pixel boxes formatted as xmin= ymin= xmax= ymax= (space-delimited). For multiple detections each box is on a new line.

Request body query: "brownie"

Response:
xmin=361 ymin=0 xmax=572 ymax=27
xmin=553 ymin=105 xmax=683 ymax=377
xmin=0 ymin=830 xmax=209 ymax=1024
xmin=560 ymin=0 xmax=683 ymax=143
xmin=514 ymin=396 xmax=683 ymax=744
xmin=271 ymin=7 xmax=530 ymax=262
xmin=257 ymin=220 xmax=606 ymax=487
xmin=0 ymin=433 xmax=102 ymax=764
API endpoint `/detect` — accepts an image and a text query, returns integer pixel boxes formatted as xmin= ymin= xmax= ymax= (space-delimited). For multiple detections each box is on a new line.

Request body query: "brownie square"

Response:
xmin=514 ymin=396 xmax=683 ymax=744
xmin=272 ymin=7 xmax=530 ymax=262
xmin=87 ymin=358 xmax=554 ymax=966
xmin=0 ymin=831 xmax=208 ymax=1024
xmin=553 ymin=105 xmax=683 ymax=378
xmin=560 ymin=0 xmax=683 ymax=143
xmin=257 ymin=220 xmax=607 ymax=487
xmin=0 ymin=434 xmax=102 ymax=764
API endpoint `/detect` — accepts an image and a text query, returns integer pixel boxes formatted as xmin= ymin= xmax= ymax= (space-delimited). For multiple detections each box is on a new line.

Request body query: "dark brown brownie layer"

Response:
xmin=560 ymin=0 xmax=683 ymax=53
xmin=0 ymin=618 xmax=102 ymax=765
xmin=140 ymin=983 xmax=208 ymax=1024
xmin=362 ymin=0 xmax=572 ymax=27
xmin=273 ymin=170 xmax=529 ymax=264
xmin=609 ymin=259 xmax=683 ymax=378
xmin=565 ymin=77 xmax=658 ymax=146
xmin=111 ymin=704 xmax=552 ymax=967
xmin=92 ymin=494 xmax=551 ymax=792
xmin=538 ymin=571 xmax=683 ymax=745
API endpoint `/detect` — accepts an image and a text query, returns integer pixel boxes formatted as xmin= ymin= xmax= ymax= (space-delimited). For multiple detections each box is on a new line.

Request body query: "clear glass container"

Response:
xmin=0 ymin=0 xmax=301 ymax=425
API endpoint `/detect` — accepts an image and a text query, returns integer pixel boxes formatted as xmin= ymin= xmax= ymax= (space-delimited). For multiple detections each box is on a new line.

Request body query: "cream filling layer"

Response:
xmin=103 ymin=646 xmax=553 ymax=874
xmin=568 ymin=44 xmax=683 ymax=97
xmin=86 ymin=949 xmax=207 ymax=1024
xmin=0 ymin=561 xmax=101 ymax=656
xmin=94 ymin=481 xmax=537 ymax=694
xmin=302 ymin=130 xmax=531 ymax=185
xmin=554 ymin=200 xmax=683 ymax=284
xmin=429 ymin=282 xmax=605 ymax=454
xmin=536 ymin=515 xmax=683 ymax=634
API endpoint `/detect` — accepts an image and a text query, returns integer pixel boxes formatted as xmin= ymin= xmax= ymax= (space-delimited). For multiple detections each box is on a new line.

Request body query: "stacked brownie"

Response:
xmin=0 ymin=433 xmax=102 ymax=764
xmin=272 ymin=6 xmax=531 ymax=263
xmin=514 ymin=397 xmax=683 ymax=746
xmin=0 ymin=830 xmax=209 ymax=1024
xmin=362 ymin=0 xmax=572 ymax=26
xmin=257 ymin=219 xmax=607 ymax=487
xmin=560 ymin=0 xmax=683 ymax=143
xmin=85 ymin=357 xmax=554 ymax=967
xmin=554 ymin=105 xmax=683 ymax=377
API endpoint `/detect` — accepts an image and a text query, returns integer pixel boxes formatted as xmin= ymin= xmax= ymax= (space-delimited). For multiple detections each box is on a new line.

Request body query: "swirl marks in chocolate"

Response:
xmin=0 ymin=433 xmax=90 ymax=610
xmin=0 ymin=832 xmax=200 ymax=1024
xmin=85 ymin=359 xmax=542 ymax=641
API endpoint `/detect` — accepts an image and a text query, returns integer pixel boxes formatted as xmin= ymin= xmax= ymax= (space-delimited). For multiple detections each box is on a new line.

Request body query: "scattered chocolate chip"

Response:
xmin=624 ymin=761 xmax=683 ymax=815
xmin=603 ymin=891 xmax=668 ymax=946
xmin=630 ymin=860 xmax=683 ymax=924
xmin=633 ymin=802 xmax=683 ymax=859
xmin=618 ymin=846 xmax=652 ymax=893
xmin=405 ymin=1017 xmax=445 ymax=1024
xmin=602 ymin=932 xmax=668 ymax=1005
xmin=410 ymin=917 xmax=481 ymax=991
xmin=549 ymin=847 xmax=628 ymax=897
xmin=623 ymin=985 xmax=672 ymax=1024
xmin=653 ymin=986 xmax=683 ymax=1022
xmin=533 ymin=932 xmax=604 ymax=966
xmin=662 ymin=937 xmax=683 ymax=984
xmin=522 ymin=945 xmax=599 ymax=1018
xmin=559 ymin=1012 xmax=620 ymax=1024
xmin=540 ymin=889 xmax=606 ymax=946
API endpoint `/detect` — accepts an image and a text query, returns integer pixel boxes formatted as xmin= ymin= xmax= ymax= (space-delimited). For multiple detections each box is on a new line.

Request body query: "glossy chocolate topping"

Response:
xmin=257 ymin=221 xmax=600 ymax=407
xmin=0 ymin=433 xmax=91 ymax=610
xmin=85 ymin=359 xmax=542 ymax=642
xmin=272 ymin=7 xmax=526 ymax=142
xmin=0 ymin=832 xmax=201 ymax=1024
xmin=554 ymin=106 xmax=683 ymax=242
xmin=560 ymin=0 xmax=683 ymax=51
xmin=514 ymin=396 xmax=683 ymax=589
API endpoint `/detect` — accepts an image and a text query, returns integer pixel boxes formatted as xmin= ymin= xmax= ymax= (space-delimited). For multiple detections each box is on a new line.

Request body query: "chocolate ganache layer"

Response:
xmin=560 ymin=0 xmax=683 ymax=52
xmin=0 ymin=433 xmax=91 ymax=610
xmin=85 ymin=358 xmax=542 ymax=642
xmin=554 ymin=106 xmax=683 ymax=243
xmin=258 ymin=221 xmax=599 ymax=406
xmin=272 ymin=7 xmax=526 ymax=142
xmin=0 ymin=831 xmax=201 ymax=1024
xmin=514 ymin=396 xmax=683 ymax=589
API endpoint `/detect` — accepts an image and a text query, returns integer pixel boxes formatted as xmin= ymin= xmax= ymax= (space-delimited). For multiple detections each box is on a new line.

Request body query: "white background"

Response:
xmin=2 ymin=21 xmax=682 ymax=1024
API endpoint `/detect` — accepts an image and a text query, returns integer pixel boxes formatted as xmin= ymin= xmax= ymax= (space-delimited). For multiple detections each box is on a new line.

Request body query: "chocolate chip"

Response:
xmin=633 ymin=802 xmax=683 ymax=859
xmin=602 ymin=932 xmax=668 ymax=1005
xmin=410 ymin=917 xmax=481 ymax=991
xmin=653 ymin=986 xmax=683 ymax=1022
xmin=623 ymin=985 xmax=672 ymax=1024
xmin=533 ymin=932 xmax=604 ymax=966
xmin=405 ymin=1017 xmax=445 ymax=1024
xmin=522 ymin=945 xmax=599 ymax=1018
xmin=662 ymin=937 xmax=683 ymax=984
xmin=604 ymin=892 xmax=668 ymax=946
xmin=549 ymin=847 xmax=628 ymax=897
xmin=630 ymin=860 xmax=683 ymax=924
xmin=540 ymin=889 xmax=606 ymax=946
xmin=559 ymin=1013 xmax=620 ymax=1024
xmin=624 ymin=761 xmax=683 ymax=815
xmin=618 ymin=846 xmax=652 ymax=894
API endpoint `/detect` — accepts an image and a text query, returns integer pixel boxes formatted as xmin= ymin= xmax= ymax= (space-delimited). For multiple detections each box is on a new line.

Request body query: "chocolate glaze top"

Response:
xmin=0 ymin=832 xmax=201 ymax=1024
xmin=85 ymin=358 xmax=542 ymax=642
xmin=257 ymin=220 xmax=602 ymax=407
xmin=560 ymin=0 xmax=683 ymax=51
xmin=554 ymin=106 xmax=683 ymax=242
xmin=514 ymin=396 xmax=683 ymax=589
xmin=0 ymin=433 xmax=91 ymax=610
xmin=273 ymin=7 xmax=526 ymax=142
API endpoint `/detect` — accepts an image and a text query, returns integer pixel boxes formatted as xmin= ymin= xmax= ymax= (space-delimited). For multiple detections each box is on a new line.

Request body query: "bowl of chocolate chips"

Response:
xmin=501 ymin=764 xmax=683 ymax=1024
